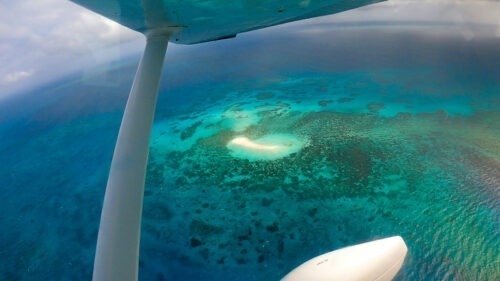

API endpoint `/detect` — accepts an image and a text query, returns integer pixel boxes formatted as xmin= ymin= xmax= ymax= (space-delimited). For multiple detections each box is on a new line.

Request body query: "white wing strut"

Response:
xmin=92 ymin=30 xmax=174 ymax=281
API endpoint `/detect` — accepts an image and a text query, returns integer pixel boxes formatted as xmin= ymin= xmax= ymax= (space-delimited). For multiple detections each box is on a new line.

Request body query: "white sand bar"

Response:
xmin=230 ymin=137 xmax=280 ymax=151
xmin=227 ymin=134 xmax=305 ymax=161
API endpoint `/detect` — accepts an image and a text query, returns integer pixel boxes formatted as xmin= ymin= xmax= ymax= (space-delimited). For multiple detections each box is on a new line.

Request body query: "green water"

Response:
xmin=141 ymin=72 xmax=499 ymax=280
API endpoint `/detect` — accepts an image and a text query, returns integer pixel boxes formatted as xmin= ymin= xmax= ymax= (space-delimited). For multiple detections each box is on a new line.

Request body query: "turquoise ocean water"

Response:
xmin=0 ymin=26 xmax=498 ymax=280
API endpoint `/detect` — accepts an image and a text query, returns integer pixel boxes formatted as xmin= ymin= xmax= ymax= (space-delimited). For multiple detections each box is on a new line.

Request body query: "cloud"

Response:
xmin=0 ymin=0 xmax=498 ymax=99
xmin=263 ymin=0 xmax=500 ymax=44
xmin=2 ymin=70 xmax=34 ymax=84
xmin=0 ymin=0 xmax=142 ymax=99
xmin=0 ymin=0 xmax=139 ymax=51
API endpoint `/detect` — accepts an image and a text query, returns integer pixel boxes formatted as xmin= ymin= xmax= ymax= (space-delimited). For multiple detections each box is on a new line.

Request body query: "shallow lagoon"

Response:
xmin=0 ymin=21 xmax=499 ymax=281
xmin=145 ymin=71 xmax=499 ymax=281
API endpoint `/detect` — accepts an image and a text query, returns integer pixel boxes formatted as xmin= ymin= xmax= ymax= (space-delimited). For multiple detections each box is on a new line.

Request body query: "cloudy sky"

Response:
xmin=0 ymin=0 xmax=498 ymax=99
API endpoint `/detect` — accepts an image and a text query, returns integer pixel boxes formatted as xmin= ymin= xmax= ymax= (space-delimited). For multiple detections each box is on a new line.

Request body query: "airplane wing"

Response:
xmin=70 ymin=0 xmax=385 ymax=44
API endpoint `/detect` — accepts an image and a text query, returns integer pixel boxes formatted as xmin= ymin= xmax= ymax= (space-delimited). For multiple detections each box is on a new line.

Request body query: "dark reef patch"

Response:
xmin=189 ymin=220 xmax=224 ymax=236
xmin=318 ymin=100 xmax=333 ymax=107
xmin=367 ymin=102 xmax=385 ymax=113
xmin=180 ymin=121 xmax=203 ymax=140
xmin=337 ymin=97 xmax=354 ymax=103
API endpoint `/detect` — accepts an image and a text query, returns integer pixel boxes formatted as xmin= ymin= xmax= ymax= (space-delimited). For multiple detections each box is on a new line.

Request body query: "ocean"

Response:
xmin=0 ymin=25 xmax=498 ymax=280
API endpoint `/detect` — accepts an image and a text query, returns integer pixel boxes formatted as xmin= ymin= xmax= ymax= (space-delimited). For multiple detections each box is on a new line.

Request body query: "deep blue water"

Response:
xmin=0 ymin=26 xmax=499 ymax=280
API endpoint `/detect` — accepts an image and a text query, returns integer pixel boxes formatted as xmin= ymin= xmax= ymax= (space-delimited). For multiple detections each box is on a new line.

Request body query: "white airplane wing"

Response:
xmin=70 ymin=0 xmax=385 ymax=44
